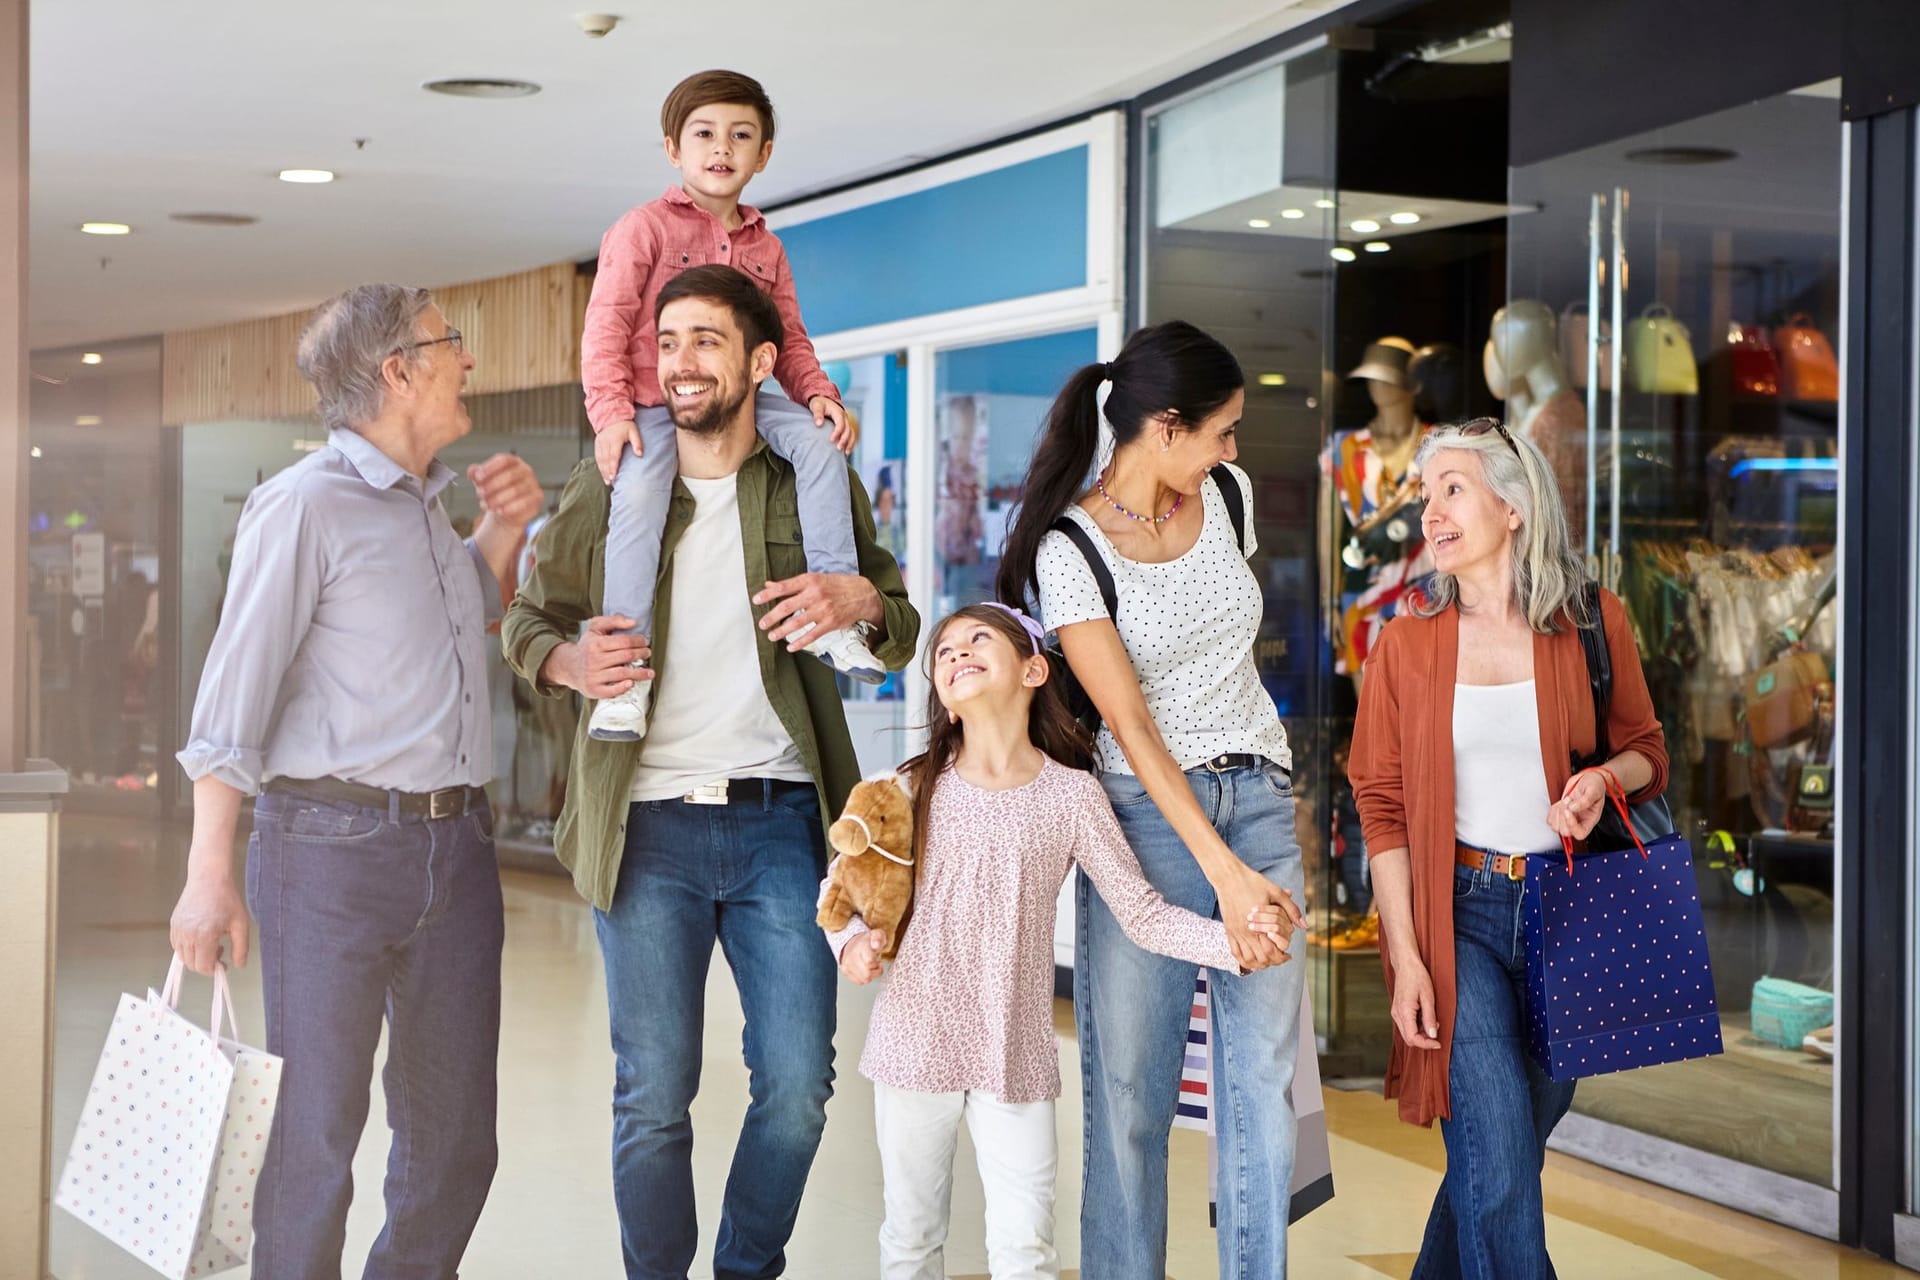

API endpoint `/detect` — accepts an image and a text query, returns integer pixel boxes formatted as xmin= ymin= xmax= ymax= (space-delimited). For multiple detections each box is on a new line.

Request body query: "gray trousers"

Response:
xmin=604 ymin=390 xmax=856 ymax=634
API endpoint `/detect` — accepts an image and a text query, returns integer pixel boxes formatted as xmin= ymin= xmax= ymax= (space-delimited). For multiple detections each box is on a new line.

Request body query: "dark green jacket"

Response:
xmin=501 ymin=445 xmax=919 ymax=910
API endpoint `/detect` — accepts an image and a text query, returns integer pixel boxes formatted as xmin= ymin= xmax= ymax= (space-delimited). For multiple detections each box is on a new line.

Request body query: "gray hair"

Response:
xmin=295 ymin=284 xmax=436 ymax=432
xmin=1410 ymin=422 xmax=1593 ymax=633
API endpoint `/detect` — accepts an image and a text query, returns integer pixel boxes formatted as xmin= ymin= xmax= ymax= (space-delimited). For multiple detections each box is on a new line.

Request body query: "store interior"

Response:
xmin=1142 ymin=0 xmax=1842 ymax=1190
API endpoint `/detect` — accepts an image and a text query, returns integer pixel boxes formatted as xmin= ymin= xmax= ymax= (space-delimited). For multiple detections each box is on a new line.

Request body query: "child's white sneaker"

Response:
xmin=588 ymin=676 xmax=653 ymax=742
xmin=804 ymin=626 xmax=886 ymax=685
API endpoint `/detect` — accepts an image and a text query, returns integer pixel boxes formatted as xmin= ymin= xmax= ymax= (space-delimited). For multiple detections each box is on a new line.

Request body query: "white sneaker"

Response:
xmin=588 ymin=676 xmax=653 ymax=742
xmin=804 ymin=626 xmax=886 ymax=685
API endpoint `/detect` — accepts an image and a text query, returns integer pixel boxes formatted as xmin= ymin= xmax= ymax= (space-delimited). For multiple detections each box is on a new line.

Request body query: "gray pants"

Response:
xmin=605 ymin=390 xmax=856 ymax=635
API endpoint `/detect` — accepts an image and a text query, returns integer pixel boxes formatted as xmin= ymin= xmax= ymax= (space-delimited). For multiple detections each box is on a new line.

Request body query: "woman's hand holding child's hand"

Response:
xmin=839 ymin=930 xmax=887 ymax=984
xmin=1239 ymin=907 xmax=1293 ymax=973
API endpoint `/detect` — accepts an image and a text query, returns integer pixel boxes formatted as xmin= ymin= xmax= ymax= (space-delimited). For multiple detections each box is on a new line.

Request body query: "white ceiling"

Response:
xmin=27 ymin=0 xmax=1335 ymax=350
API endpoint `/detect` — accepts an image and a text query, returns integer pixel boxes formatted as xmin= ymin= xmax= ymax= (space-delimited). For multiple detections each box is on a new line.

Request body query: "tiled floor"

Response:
xmin=45 ymin=815 xmax=1909 ymax=1278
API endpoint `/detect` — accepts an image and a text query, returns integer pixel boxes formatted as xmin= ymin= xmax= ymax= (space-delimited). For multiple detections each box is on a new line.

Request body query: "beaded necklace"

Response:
xmin=1095 ymin=469 xmax=1184 ymax=524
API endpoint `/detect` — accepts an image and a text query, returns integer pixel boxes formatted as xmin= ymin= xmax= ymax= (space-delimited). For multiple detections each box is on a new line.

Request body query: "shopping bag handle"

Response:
xmin=1558 ymin=767 xmax=1650 ymax=873
xmin=162 ymin=953 xmax=242 ymax=1047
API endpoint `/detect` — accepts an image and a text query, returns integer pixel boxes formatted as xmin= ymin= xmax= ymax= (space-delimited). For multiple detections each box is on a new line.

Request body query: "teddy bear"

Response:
xmin=817 ymin=772 xmax=915 ymax=960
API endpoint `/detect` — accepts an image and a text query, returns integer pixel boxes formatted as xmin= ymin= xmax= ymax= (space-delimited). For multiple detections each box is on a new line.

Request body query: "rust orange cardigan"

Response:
xmin=1347 ymin=589 xmax=1669 ymax=1127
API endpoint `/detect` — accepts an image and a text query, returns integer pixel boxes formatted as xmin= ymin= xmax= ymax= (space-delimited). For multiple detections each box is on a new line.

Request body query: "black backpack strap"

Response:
xmin=1050 ymin=515 xmax=1118 ymax=620
xmin=1574 ymin=581 xmax=1614 ymax=766
xmin=1210 ymin=463 xmax=1248 ymax=556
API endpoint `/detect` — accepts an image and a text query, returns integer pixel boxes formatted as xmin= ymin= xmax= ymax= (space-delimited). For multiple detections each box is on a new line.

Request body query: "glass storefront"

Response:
xmin=26 ymin=338 xmax=164 ymax=816
xmin=1509 ymin=82 xmax=1844 ymax=1189
xmin=1138 ymin=10 xmax=1849 ymax=1206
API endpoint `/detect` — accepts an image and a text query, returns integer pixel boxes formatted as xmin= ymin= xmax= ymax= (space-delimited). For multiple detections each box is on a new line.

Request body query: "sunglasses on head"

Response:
xmin=1452 ymin=416 xmax=1521 ymax=460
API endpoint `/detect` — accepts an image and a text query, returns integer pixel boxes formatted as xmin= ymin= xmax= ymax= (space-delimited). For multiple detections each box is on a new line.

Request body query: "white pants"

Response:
xmin=873 ymin=1081 xmax=1059 ymax=1280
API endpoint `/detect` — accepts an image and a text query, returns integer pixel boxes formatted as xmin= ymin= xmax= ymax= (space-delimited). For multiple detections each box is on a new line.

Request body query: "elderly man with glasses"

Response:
xmin=168 ymin=284 xmax=543 ymax=1279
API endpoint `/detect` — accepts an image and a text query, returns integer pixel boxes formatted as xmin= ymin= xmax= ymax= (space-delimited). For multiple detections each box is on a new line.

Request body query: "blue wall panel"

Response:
xmin=777 ymin=147 xmax=1089 ymax=336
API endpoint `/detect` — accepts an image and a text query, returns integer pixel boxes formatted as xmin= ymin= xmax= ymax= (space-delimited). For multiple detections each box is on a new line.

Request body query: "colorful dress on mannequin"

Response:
xmin=1321 ymin=425 xmax=1435 ymax=678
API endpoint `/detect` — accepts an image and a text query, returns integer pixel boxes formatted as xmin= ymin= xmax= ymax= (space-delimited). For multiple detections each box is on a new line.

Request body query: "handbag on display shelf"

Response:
xmin=1784 ymin=686 xmax=1836 ymax=833
xmin=1772 ymin=313 xmax=1840 ymax=402
xmin=1743 ymin=649 xmax=1830 ymax=749
xmin=1625 ymin=304 xmax=1700 ymax=396
xmin=1560 ymin=302 xmax=1614 ymax=391
xmin=1726 ymin=323 xmax=1781 ymax=398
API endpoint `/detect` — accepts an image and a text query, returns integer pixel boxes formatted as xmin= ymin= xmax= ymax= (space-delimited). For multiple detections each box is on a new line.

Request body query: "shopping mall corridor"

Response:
xmin=46 ymin=814 xmax=1900 ymax=1280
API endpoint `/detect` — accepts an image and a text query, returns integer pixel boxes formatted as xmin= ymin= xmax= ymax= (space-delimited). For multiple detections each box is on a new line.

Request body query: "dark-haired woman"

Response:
xmin=823 ymin=603 xmax=1285 ymax=1280
xmin=999 ymin=320 xmax=1308 ymax=1279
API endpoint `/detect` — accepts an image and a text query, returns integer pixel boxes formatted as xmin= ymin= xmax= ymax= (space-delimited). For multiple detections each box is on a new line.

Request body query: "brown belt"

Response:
xmin=1455 ymin=842 xmax=1530 ymax=882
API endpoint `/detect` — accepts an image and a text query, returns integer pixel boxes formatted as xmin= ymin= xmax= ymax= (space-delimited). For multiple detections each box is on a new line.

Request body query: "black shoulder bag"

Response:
xmin=1043 ymin=464 xmax=1247 ymax=736
xmin=1572 ymin=582 xmax=1675 ymax=845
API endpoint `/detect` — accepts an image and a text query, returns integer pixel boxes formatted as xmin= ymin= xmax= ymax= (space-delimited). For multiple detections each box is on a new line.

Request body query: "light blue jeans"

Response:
xmin=1078 ymin=760 xmax=1307 ymax=1280
xmin=604 ymin=390 xmax=855 ymax=634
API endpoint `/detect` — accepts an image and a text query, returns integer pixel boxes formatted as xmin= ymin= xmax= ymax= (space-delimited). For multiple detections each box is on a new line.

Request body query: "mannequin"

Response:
xmin=1485 ymin=301 xmax=1588 ymax=541
xmin=1408 ymin=342 xmax=1468 ymax=425
xmin=1319 ymin=337 xmax=1434 ymax=687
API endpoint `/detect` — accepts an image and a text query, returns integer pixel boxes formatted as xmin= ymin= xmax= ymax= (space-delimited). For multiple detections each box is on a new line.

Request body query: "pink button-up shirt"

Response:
xmin=580 ymin=186 xmax=839 ymax=433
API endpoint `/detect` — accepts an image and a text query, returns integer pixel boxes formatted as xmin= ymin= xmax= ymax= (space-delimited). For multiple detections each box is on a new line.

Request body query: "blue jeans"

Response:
xmin=1413 ymin=858 xmax=1579 ymax=1280
xmin=605 ymin=390 xmax=856 ymax=633
xmin=1078 ymin=761 xmax=1307 ymax=1280
xmin=246 ymin=787 xmax=504 ymax=1280
xmin=595 ymin=782 xmax=837 ymax=1280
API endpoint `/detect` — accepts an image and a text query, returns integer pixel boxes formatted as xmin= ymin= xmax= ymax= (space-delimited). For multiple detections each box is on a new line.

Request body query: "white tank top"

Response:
xmin=1452 ymin=681 xmax=1559 ymax=854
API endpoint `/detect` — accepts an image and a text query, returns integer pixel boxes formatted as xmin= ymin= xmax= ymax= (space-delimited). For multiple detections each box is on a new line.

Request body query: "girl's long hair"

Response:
xmin=995 ymin=320 xmax=1244 ymax=609
xmin=1409 ymin=423 xmax=1593 ymax=633
xmin=898 ymin=605 xmax=1095 ymax=872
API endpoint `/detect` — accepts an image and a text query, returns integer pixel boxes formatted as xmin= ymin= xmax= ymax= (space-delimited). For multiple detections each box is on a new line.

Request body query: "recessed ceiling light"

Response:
xmin=424 ymin=78 xmax=542 ymax=98
xmin=29 ymin=446 xmax=42 ymax=458
xmin=1365 ymin=241 xmax=1392 ymax=253
xmin=74 ymin=415 xmax=102 ymax=426
xmin=1257 ymin=373 xmax=1288 ymax=387
xmin=1280 ymin=208 xmax=1306 ymax=219
xmin=1330 ymin=246 xmax=1357 ymax=263
xmin=278 ymin=169 xmax=336 ymax=184
xmin=80 ymin=222 xmax=131 ymax=236
xmin=80 ymin=352 xmax=102 ymax=365
xmin=1247 ymin=218 xmax=1272 ymax=229
xmin=1390 ymin=212 xmax=1421 ymax=225
xmin=170 ymin=211 xmax=260 ymax=226
xmin=1314 ymin=199 xmax=1337 ymax=210
xmin=1624 ymin=146 xmax=1737 ymax=166
xmin=1350 ymin=219 xmax=1381 ymax=234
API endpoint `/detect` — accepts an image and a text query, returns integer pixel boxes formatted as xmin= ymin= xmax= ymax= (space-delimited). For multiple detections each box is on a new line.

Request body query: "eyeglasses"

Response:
xmin=1453 ymin=415 xmax=1520 ymax=460
xmin=397 ymin=326 xmax=464 ymax=356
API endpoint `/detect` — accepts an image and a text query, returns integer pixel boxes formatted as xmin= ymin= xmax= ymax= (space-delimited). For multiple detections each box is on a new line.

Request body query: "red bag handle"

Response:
xmin=1558 ymin=766 xmax=1649 ymax=873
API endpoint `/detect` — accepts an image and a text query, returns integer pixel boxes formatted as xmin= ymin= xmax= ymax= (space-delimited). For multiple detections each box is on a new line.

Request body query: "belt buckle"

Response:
xmin=1204 ymin=755 xmax=1232 ymax=774
xmin=1506 ymin=853 xmax=1526 ymax=882
xmin=684 ymin=781 xmax=729 ymax=806
xmin=428 ymin=787 xmax=464 ymax=820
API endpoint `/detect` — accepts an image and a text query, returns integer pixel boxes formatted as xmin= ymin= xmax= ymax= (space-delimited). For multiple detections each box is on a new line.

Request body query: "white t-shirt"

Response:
xmin=1034 ymin=464 xmax=1291 ymax=775
xmin=629 ymin=473 xmax=810 ymax=802
xmin=1452 ymin=680 xmax=1559 ymax=853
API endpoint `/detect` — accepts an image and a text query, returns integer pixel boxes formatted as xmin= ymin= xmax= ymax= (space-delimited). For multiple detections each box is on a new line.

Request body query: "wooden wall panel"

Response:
xmin=162 ymin=261 xmax=585 ymax=425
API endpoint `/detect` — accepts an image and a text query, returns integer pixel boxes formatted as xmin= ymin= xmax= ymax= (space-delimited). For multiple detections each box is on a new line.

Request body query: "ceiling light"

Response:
xmin=1330 ymin=246 xmax=1357 ymax=263
xmin=1280 ymin=208 xmax=1306 ymax=220
xmin=1349 ymin=218 xmax=1381 ymax=234
xmin=1258 ymin=373 xmax=1288 ymax=387
xmin=80 ymin=222 xmax=130 ymax=236
xmin=1314 ymin=199 xmax=1337 ymax=210
xmin=171 ymin=211 xmax=260 ymax=226
xmin=1247 ymin=218 xmax=1272 ymax=229
xmin=278 ymin=169 xmax=335 ymax=184
xmin=74 ymin=415 xmax=102 ymax=426
xmin=80 ymin=352 xmax=102 ymax=365
xmin=1365 ymin=241 xmax=1392 ymax=253
xmin=29 ymin=446 xmax=41 ymax=458
xmin=1390 ymin=212 xmax=1421 ymax=225
xmin=423 ymin=78 xmax=542 ymax=99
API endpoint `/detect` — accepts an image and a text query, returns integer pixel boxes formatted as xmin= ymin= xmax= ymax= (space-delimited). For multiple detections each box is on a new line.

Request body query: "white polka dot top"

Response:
xmin=1034 ymin=463 xmax=1291 ymax=775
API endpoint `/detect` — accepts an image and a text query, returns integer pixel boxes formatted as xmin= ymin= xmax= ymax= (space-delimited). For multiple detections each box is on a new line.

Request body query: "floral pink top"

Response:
xmin=824 ymin=757 xmax=1235 ymax=1103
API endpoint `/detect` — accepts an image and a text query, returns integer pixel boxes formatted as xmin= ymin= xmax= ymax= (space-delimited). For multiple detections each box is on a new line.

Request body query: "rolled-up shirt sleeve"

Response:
xmin=175 ymin=482 xmax=326 ymax=794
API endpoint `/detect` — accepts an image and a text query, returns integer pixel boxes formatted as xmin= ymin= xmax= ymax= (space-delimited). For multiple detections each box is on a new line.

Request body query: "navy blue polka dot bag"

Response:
xmin=1521 ymin=776 xmax=1725 ymax=1082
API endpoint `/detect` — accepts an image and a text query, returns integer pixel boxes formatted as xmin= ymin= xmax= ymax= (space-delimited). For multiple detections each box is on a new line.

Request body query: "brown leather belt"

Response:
xmin=1455 ymin=842 xmax=1529 ymax=882
xmin=267 ymin=776 xmax=484 ymax=820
